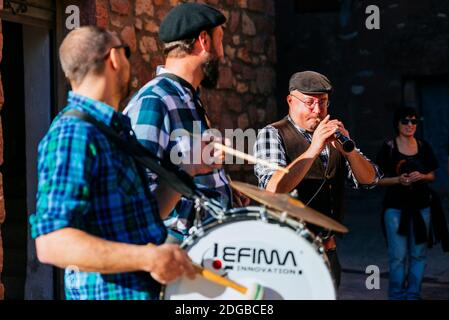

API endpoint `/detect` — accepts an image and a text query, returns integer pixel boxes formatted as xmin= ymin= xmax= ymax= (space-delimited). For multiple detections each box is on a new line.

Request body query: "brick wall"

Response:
xmin=0 ymin=0 xmax=5 ymax=300
xmin=95 ymin=0 xmax=278 ymax=184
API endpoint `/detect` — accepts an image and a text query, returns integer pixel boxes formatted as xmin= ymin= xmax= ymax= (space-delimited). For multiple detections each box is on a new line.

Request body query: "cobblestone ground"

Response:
xmin=337 ymin=189 xmax=449 ymax=300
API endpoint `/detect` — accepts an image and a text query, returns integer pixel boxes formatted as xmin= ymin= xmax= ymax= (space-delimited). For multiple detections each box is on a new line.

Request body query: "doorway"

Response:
xmin=0 ymin=21 xmax=27 ymax=300
xmin=0 ymin=19 xmax=55 ymax=299
xmin=419 ymin=79 xmax=449 ymax=196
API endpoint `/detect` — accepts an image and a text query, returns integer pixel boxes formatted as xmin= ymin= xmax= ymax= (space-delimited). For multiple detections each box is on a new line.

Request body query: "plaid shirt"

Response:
xmin=254 ymin=116 xmax=382 ymax=189
xmin=124 ymin=68 xmax=232 ymax=240
xmin=30 ymin=92 xmax=166 ymax=300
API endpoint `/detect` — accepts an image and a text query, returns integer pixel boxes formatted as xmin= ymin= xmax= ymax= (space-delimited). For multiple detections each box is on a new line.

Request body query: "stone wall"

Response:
xmin=95 ymin=0 xmax=278 ymax=184
xmin=0 ymin=0 xmax=5 ymax=301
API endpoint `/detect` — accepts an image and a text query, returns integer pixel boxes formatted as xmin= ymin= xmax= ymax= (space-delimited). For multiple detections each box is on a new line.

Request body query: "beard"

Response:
xmin=200 ymin=56 xmax=220 ymax=89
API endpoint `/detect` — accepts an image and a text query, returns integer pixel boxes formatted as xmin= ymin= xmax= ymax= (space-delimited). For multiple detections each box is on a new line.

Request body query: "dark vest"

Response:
xmin=271 ymin=117 xmax=346 ymax=223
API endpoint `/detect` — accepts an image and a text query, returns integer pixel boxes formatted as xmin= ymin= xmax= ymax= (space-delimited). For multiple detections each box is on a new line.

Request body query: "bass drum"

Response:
xmin=162 ymin=207 xmax=336 ymax=300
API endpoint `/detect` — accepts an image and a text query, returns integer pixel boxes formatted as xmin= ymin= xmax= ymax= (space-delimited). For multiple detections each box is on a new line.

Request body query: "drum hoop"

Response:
xmin=181 ymin=206 xmax=317 ymax=251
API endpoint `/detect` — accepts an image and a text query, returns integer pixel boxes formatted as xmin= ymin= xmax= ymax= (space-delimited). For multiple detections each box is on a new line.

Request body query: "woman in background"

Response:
xmin=376 ymin=107 xmax=438 ymax=300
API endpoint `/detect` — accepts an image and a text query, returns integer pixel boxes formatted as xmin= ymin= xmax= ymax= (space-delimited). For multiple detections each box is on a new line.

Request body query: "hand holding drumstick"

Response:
xmin=146 ymin=243 xmax=264 ymax=299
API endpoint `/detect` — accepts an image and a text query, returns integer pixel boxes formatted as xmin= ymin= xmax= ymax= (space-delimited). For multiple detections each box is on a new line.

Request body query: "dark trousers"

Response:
xmin=327 ymin=249 xmax=341 ymax=288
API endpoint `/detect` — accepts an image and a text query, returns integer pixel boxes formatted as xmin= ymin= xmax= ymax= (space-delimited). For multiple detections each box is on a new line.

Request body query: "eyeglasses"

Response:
xmin=400 ymin=118 xmax=418 ymax=125
xmin=103 ymin=44 xmax=131 ymax=60
xmin=290 ymin=94 xmax=329 ymax=110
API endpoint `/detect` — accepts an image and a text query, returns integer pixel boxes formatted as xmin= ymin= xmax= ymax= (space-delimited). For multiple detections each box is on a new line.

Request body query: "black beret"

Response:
xmin=289 ymin=71 xmax=333 ymax=94
xmin=159 ymin=3 xmax=226 ymax=43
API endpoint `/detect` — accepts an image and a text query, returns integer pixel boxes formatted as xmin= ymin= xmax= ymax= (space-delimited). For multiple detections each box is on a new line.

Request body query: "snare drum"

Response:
xmin=162 ymin=207 xmax=336 ymax=300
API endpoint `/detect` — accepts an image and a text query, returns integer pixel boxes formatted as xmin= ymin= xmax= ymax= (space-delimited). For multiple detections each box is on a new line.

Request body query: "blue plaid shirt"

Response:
xmin=124 ymin=68 xmax=232 ymax=241
xmin=30 ymin=92 xmax=166 ymax=300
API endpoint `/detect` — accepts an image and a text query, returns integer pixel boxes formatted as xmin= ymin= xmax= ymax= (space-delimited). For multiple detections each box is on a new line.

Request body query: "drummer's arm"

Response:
xmin=266 ymin=149 xmax=318 ymax=193
xmin=155 ymin=184 xmax=183 ymax=219
xmin=156 ymin=147 xmax=225 ymax=219
xmin=35 ymin=228 xmax=176 ymax=274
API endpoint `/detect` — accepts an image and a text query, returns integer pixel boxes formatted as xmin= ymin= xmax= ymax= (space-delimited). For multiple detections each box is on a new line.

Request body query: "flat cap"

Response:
xmin=289 ymin=71 xmax=332 ymax=94
xmin=159 ymin=3 xmax=226 ymax=43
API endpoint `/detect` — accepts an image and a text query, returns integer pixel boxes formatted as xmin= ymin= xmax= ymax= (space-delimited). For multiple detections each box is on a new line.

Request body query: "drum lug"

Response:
xmin=189 ymin=226 xmax=197 ymax=236
xmin=196 ymin=228 xmax=205 ymax=238
xmin=259 ymin=206 xmax=269 ymax=222
xmin=194 ymin=197 xmax=201 ymax=211
xmin=200 ymin=196 xmax=226 ymax=221
xmin=295 ymin=221 xmax=306 ymax=232
xmin=189 ymin=225 xmax=205 ymax=239
xmin=296 ymin=225 xmax=315 ymax=244
xmin=289 ymin=189 xmax=299 ymax=198
xmin=279 ymin=211 xmax=288 ymax=223
xmin=183 ymin=237 xmax=194 ymax=247
xmin=314 ymin=238 xmax=326 ymax=254
xmin=296 ymin=228 xmax=308 ymax=238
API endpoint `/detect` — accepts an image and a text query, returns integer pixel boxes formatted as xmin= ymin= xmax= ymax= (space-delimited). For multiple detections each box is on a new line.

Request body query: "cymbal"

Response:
xmin=230 ymin=181 xmax=349 ymax=234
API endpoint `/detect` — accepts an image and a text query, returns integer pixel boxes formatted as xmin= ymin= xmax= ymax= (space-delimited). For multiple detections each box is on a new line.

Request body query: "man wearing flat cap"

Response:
xmin=254 ymin=71 xmax=382 ymax=287
xmin=124 ymin=3 xmax=247 ymax=243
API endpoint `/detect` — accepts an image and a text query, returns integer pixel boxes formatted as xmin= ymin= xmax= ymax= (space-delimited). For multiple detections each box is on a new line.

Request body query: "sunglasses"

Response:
xmin=103 ymin=44 xmax=131 ymax=60
xmin=400 ymin=118 xmax=418 ymax=125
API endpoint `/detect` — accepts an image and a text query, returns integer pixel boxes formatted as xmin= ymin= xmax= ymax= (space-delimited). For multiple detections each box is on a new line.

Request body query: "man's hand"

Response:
xmin=143 ymin=244 xmax=196 ymax=284
xmin=308 ymin=115 xmax=339 ymax=156
xmin=329 ymin=119 xmax=352 ymax=155
xmin=202 ymin=134 xmax=229 ymax=170
xmin=181 ymin=135 xmax=228 ymax=176
xmin=398 ymin=173 xmax=413 ymax=186
xmin=407 ymin=171 xmax=425 ymax=183
xmin=232 ymin=187 xmax=251 ymax=207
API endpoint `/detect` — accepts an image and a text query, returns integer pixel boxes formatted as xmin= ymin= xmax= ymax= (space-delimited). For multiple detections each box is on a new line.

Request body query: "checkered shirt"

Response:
xmin=30 ymin=91 xmax=166 ymax=300
xmin=123 ymin=68 xmax=232 ymax=241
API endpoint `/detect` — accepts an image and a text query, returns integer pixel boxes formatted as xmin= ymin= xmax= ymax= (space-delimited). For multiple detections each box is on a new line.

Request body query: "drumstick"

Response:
xmin=192 ymin=264 xmax=245 ymax=293
xmin=192 ymin=264 xmax=264 ymax=299
xmin=192 ymin=264 xmax=246 ymax=293
xmin=212 ymin=142 xmax=289 ymax=174
xmin=186 ymin=132 xmax=289 ymax=173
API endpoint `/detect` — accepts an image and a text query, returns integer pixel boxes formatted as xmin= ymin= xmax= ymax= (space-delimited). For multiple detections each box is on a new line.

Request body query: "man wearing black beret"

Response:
xmin=254 ymin=70 xmax=382 ymax=287
xmin=124 ymin=3 xmax=248 ymax=244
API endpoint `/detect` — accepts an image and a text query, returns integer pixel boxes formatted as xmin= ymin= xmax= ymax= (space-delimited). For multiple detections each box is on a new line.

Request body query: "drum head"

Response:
xmin=164 ymin=219 xmax=336 ymax=300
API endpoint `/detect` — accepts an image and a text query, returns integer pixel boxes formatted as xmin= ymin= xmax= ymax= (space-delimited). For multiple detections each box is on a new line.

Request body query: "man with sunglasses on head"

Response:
xmin=124 ymin=3 xmax=249 ymax=244
xmin=254 ymin=71 xmax=382 ymax=287
xmin=28 ymin=26 xmax=221 ymax=300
